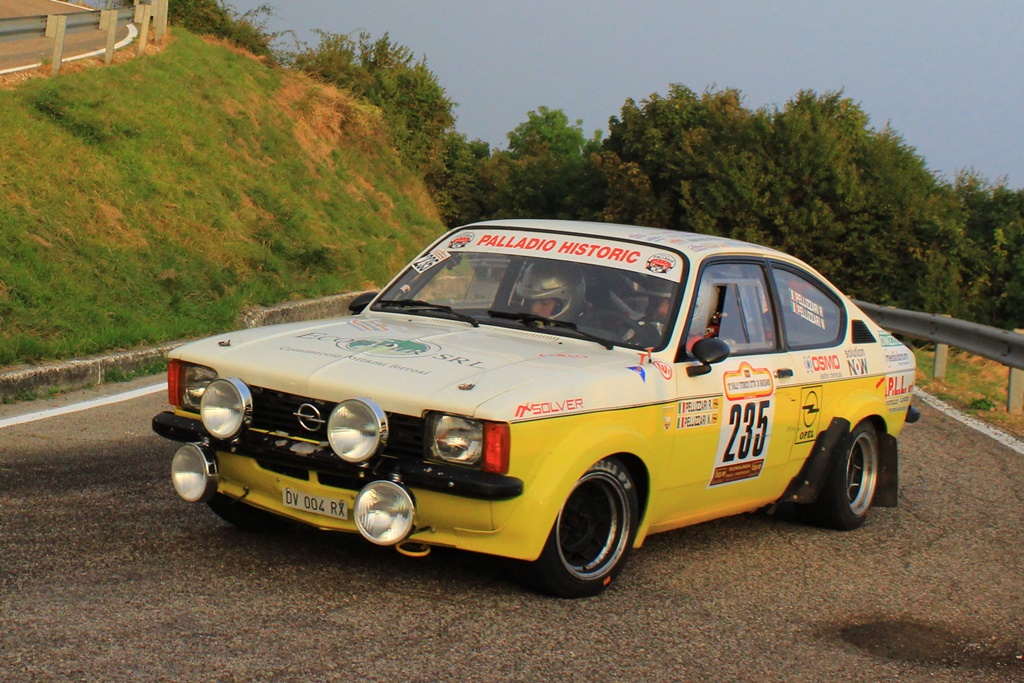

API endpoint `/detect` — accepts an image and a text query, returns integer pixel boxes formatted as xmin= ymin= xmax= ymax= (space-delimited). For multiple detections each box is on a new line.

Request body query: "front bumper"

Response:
xmin=152 ymin=411 xmax=523 ymax=501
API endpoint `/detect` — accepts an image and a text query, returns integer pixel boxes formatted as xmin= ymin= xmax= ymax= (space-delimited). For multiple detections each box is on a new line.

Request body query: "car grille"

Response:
xmin=248 ymin=386 xmax=425 ymax=460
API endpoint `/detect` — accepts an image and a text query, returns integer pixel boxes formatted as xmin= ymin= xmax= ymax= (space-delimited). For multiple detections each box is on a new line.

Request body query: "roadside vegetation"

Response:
xmin=2 ymin=0 xmax=1023 ymax=445
xmin=912 ymin=347 xmax=1024 ymax=442
xmin=0 ymin=29 xmax=442 ymax=366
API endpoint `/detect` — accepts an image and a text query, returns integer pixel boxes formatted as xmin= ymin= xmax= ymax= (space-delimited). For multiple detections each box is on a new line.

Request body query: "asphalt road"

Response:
xmin=0 ymin=0 xmax=131 ymax=73
xmin=0 ymin=378 xmax=1021 ymax=682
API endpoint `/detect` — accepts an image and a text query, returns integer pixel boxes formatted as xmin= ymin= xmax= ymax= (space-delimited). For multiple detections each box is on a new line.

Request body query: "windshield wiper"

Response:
xmin=486 ymin=310 xmax=614 ymax=350
xmin=376 ymin=299 xmax=479 ymax=327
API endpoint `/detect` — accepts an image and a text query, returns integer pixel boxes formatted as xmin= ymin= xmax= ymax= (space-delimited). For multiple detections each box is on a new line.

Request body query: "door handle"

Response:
xmin=775 ymin=368 xmax=794 ymax=378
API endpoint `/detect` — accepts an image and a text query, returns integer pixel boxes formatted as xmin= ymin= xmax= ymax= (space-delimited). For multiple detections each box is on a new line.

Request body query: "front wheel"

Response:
xmin=802 ymin=421 xmax=879 ymax=530
xmin=524 ymin=457 xmax=639 ymax=598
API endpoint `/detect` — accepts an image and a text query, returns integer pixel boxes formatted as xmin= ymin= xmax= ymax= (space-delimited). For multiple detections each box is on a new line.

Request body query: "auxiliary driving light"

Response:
xmin=199 ymin=378 xmax=253 ymax=440
xmin=353 ymin=480 xmax=415 ymax=545
xmin=327 ymin=398 xmax=388 ymax=463
xmin=171 ymin=443 xmax=218 ymax=503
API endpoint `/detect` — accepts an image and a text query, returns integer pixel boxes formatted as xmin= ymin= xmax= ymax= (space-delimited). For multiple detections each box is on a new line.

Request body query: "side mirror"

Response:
xmin=686 ymin=337 xmax=731 ymax=377
xmin=348 ymin=291 xmax=378 ymax=314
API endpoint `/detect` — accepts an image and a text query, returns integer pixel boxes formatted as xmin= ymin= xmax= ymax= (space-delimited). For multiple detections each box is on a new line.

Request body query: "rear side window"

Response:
xmin=771 ymin=266 xmax=844 ymax=349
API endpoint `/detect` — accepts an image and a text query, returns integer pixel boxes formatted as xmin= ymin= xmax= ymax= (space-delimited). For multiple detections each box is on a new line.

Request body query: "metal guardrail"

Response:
xmin=854 ymin=300 xmax=1024 ymax=414
xmin=0 ymin=7 xmax=134 ymax=44
xmin=853 ymin=301 xmax=1024 ymax=371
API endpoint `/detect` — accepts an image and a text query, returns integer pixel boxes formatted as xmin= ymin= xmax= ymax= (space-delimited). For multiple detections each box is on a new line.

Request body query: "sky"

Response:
xmin=228 ymin=0 xmax=1024 ymax=189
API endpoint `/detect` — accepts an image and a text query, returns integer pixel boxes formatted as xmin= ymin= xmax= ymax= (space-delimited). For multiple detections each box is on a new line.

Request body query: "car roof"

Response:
xmin=463 ymin=219 xmax=789 ymax=262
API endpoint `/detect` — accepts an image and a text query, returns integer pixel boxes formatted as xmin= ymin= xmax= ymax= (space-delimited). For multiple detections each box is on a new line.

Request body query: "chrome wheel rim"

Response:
xmin=846 ymin=430 xmax=878 ymax=517
xmin=556 ymin=470 xmax=631 ymax=581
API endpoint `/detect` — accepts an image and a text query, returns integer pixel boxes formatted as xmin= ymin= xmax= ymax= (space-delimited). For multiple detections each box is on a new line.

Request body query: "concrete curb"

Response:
xmin=0 ymin=290 xmax=372 ymax=402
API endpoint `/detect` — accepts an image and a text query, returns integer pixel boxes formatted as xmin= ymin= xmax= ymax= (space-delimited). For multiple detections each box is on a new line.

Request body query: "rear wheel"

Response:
xmin=525 ymin=457 xmax=639 ymax=598
xmin=803 ymin=421 xmax=879 ymax=530
xmin=207 ymin=493 xmax=288 ymax=533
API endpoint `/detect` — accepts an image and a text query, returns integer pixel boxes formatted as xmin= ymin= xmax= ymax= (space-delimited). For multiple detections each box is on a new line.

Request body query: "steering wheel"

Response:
xmin=583 ymin=311 xmax=645 ymax=343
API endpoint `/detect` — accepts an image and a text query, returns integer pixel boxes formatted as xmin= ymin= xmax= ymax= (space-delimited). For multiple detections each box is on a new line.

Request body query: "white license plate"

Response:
xmin=283 ymin=487 xmax=348 ymax=520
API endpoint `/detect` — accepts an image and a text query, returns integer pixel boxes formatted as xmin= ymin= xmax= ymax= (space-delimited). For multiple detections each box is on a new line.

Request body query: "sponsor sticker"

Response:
xmin=645 ymin=253 xmax=677 ymax=274
xmin=723 ymin=362 xmax=775 ymax=401
xmin=788 ymin=288 xmax=827 ymax=330
xmin=662 ymin=395 xmax=722 ymax=431
xmin=797 ymin=386 xmax=823 ymax=444
xmin=411 ymin=248 xmax=451 ymax=273
xmin=448 ymin=232 xmax=474 ymax=249
xmin=460 ymin=229 xmax=681 ymax=279
xmin=802 ymin=354 xmax=843 ymax=380
xmin=845 ymin=348 xmax=869 ymax=376
xmin=514 ymin=398 xmax=584 ymax=419
xmin=881 ymin=371 xmax=915 ymax=412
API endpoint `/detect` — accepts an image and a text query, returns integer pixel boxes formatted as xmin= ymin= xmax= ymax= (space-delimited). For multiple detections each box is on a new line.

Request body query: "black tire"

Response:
xmin=802 ymin=420 xmax=879 ymax=530
xmin=207 ymin=493 xmax=288 ymax=533
xmin=525 ymin=456 xmax=640 ymax=598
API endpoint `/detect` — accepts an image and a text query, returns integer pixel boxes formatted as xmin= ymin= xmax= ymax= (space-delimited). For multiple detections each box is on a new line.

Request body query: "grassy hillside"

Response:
xmin=0 ymin=31 xmax=445 ymax=368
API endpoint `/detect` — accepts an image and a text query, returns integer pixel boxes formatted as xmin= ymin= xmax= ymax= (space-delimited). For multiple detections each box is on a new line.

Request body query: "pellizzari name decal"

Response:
xmin=662 ymin=396 xmax=721 ymax=430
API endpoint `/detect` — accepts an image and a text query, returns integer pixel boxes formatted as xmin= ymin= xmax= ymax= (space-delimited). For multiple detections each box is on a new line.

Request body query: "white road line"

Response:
xmin=0 ymin=24 xmax=139 ymax=76
xmin=913 ymin=387 xmax=1024 ymax=456
xmin=0 ymin=382 xmax=167 ymax=430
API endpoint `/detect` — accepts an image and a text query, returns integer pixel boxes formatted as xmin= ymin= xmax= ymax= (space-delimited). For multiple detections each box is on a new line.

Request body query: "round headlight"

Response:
xmin=327 ymin=398 xmax=388 ymax=463
xmin=354 ymin=480 xmax=415 ymax=545
xmin=200 ymin=378 xmax=253 ymax=440
xmin=171 ymin=443 xmax=218 ymax=503
xmin=430 ymin=414 xmax=483 ymax=466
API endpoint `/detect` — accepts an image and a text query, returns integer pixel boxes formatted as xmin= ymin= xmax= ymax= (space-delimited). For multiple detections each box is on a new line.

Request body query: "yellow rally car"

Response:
xmin=153 ymin=219 xmax=919 ymax=597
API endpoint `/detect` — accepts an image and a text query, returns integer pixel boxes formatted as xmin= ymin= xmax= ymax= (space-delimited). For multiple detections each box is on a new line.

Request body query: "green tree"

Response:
xmin=167 ymin=0 xmax=277 ymax=59
xmin=286 ymin=31 xmax=456 ymax=180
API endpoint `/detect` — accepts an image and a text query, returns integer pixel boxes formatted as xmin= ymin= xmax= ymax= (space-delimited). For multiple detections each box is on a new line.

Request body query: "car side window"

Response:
xmin=683 ymin=262 xmax=778 ymax=357
xmin=771 ymin=266 xmax=844 ymax=348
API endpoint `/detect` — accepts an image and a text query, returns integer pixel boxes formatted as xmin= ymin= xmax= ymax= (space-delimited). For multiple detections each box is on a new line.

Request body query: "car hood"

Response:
xmin=169 ymin=314 xmax=666 ymax=420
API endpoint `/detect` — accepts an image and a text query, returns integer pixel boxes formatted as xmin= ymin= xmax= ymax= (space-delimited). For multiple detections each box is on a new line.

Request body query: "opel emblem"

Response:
xmin=294 ymin=403 xmax=325 ymax=432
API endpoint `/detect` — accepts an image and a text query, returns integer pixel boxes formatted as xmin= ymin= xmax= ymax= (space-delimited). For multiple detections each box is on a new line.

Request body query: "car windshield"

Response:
xmin=373 ymin=228 xmax=686 ymax=350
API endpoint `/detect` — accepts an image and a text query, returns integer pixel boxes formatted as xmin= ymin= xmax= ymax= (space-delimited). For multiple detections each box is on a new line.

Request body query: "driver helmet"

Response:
xmin=514 ymin=261 xmax=585 ymax=320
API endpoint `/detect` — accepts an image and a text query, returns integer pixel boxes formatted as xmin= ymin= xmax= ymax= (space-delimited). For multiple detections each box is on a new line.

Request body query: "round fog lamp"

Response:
xmin=200 ymin=378 xmax=252 ymax=440
xmin=327 ymin=398 xmax=388 ymax=463
xmin=354 ymin=480 xmax=415 ymax=545
xmin=171 ymin=443 xmax=218 ymax=503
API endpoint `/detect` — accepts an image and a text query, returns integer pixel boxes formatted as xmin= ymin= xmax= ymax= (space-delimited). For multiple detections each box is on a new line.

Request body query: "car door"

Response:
xmin=652 ymin=259 xmax=801 ymax=531
xmin=768 ymin=262 xmax=848 ymax=465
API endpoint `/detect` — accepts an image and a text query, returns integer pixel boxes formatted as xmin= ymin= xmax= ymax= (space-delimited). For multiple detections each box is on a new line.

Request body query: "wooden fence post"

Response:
xmin=154 ymin=0 xmax=169 ymax=45
xmin=1010 ymin=329 xmax=1024 ymax=415
xmin=933 ymin=343 xmax=948 ymax=380
xmin=136 ymin=3 xmax=152 ymax=57
xmin=50 ymin=15 xmax=67 ymax=76
xmin=102 ymin=9 xmax=118 ymax=65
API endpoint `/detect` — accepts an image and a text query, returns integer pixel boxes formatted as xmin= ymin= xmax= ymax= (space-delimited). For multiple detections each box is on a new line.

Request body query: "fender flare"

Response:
xmin=782 ymin=416 xmax=899 ymax=508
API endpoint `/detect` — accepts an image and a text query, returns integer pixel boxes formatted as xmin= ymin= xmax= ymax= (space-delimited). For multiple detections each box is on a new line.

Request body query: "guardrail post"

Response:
xmin=136 ymin=2 xmax=152 ymax=57
xmin=1010 ymin=329 xmax=1024 ymax=415
xmin=933 ymin=342 xmax=948 ymax=380
xmin=932 ymin=314 xmax=951 ymax=379
xmin=154 ymin=0 xmax=168 ymax=45
xmin=102 ymin=9 xmax=117 ymax=65
xmin=49 ymin=15 xmax=67 ymax=76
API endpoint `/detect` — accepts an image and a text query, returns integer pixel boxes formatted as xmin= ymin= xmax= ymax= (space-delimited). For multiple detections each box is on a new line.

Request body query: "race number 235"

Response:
xmin=723 ymin=400 xmax=770 ymax=462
